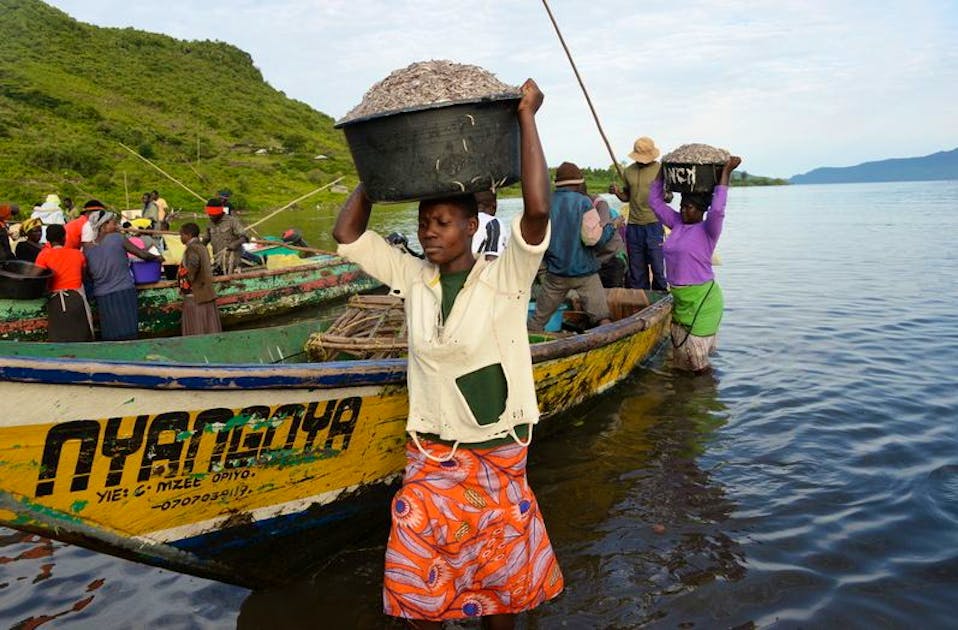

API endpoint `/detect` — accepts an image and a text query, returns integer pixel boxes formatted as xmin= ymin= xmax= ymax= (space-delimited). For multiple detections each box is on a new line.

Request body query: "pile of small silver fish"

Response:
xmin=338 ymin=60 xmax=519 ymax=124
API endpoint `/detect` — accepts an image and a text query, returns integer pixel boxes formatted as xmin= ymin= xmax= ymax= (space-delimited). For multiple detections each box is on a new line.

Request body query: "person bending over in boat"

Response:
xmin=35 ymin=224 xmax=93 ymax=342
xmin=649 ymin=155 xmax=741 ymax=374
xmin=528 ymin=161 xmax=615 ymax=332
xmin=281 ymin=228 xmax=312 ymax=258
xmin=333 ymin=78 xmax=563 ymax=629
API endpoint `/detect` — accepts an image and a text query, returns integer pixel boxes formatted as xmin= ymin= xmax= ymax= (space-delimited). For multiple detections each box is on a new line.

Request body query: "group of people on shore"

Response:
xmin=0 ymin=189 xmax=235 ymax=341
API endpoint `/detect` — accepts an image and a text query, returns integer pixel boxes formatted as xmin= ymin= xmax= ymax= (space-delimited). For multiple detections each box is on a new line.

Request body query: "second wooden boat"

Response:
xmin=0 ymin=253 xmax=381 ymax=340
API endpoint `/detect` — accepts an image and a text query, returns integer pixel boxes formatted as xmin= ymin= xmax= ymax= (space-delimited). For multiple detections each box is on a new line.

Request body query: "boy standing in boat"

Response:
xmin=609 ymin=136 xmax=668 ymax=290
xmin=333 ymin=78 xmax=563 ymax=628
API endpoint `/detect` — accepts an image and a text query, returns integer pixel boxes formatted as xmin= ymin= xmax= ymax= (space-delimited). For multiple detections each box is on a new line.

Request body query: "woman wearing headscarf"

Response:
xmin=83 ymin=208 xmax=163 ymax=340
xmin=31 ymin=194 xmax=65 ymax=225
xmin=15 ymin=218 xmax=45 ymax=263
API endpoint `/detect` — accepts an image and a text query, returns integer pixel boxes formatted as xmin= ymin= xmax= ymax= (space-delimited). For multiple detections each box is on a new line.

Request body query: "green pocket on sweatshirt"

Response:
xmin=456 ymin=363 xmax=508 ymax=426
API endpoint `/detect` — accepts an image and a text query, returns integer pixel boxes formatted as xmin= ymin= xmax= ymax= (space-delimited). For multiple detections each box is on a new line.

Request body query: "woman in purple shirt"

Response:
xmin=649 ymin=156 xmax=741 ymax=373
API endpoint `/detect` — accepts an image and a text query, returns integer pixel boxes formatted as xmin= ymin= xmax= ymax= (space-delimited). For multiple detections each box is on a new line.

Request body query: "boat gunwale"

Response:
xmin=0 ymin=295 xmax=671 ymax=390
xmin=116 ymin=251 xmax=358 ymax=290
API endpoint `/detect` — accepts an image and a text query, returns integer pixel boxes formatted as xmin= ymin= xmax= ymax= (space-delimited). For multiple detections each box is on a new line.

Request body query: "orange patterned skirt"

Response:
xmin=383 ymin=439 xmax=564 ymax=620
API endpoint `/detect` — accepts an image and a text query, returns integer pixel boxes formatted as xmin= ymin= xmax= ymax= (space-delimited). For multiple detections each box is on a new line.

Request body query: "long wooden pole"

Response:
xmin=118 ymin=142 xmax=207 ymax=203
xmin=248 ymin=238 xmax=331 ymax=256
xmin=243 ymin=176 xmax=345 ymax=232
xmin=121 ymin=228 xmax=334 ymax=256
xmin=541 ymin=0 xmax=625 ymax=181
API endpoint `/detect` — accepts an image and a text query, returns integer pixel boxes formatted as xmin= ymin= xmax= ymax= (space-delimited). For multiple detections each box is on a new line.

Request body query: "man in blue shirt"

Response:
xmin=528 ymin=162 xmax=614 ymax=331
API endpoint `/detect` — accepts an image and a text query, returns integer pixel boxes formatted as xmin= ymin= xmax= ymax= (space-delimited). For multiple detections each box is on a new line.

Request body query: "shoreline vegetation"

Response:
xmin=496 ymin=167 xmax=789 ymax=199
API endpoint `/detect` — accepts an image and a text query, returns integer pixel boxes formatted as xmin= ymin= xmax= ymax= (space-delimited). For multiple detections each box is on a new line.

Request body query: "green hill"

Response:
xmin=0 ymin=0 xmax=354 ymax=214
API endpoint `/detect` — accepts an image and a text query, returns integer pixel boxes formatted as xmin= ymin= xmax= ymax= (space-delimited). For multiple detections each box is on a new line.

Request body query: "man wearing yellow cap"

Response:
xmin=609 ymin=136 xmax=668 ymax=290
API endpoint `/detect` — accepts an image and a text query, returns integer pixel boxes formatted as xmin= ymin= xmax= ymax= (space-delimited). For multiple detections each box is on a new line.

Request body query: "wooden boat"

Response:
xmin=0 ymin=252 xmax=381 ymax=340
xmin=0 ymin=289 xmax=671 ymax=587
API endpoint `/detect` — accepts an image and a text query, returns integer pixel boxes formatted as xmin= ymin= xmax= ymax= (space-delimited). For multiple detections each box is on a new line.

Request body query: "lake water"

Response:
xmin=3 ymin=181 xmax=957 ymax=628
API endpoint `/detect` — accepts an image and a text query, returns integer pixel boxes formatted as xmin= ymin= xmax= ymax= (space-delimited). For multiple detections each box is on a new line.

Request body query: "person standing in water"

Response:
xmin=649 ymin=155 xmax=741 ymax=373
xmin=333 ymin=78 xmax=563 ymax=628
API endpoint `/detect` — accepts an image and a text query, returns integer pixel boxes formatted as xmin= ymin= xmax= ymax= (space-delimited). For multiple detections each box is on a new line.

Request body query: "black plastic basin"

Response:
xmin=662 ymin=162 xmax=722 ymax=194
xmin=0 ymin=260 xmax=52 ymax=300
xmin=336 ymin=95 xmax=521 ymax=202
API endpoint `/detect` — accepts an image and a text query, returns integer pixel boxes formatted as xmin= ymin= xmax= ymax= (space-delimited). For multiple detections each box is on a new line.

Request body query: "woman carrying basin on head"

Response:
xmin=649 ymin=155 xmax=741 ymax=374
xmin=333 ymin=78 xmax=563 ymax=628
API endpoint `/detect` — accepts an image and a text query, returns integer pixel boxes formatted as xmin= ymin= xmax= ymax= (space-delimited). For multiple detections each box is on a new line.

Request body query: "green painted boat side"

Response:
xmin=0 ymin=253 xmax=381 ymax=341
xmin=0 ymin=318 xmax=325 ymax=364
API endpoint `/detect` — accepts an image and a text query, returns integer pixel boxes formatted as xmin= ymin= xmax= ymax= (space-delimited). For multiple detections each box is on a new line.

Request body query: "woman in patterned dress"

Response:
xmin=333 ymin=78 xmax=563 ymax=628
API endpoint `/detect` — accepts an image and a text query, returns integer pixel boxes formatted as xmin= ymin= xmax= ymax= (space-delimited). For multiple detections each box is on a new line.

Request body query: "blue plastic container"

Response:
xmin=131 ymin=260 xmax=162 ymax=284
xmin=528 ymin=302 xmax=567 ymax=333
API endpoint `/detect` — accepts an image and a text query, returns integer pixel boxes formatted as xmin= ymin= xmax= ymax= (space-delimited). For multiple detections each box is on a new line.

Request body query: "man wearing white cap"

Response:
xmin=609 ymin=137 xmax=668 ymax=290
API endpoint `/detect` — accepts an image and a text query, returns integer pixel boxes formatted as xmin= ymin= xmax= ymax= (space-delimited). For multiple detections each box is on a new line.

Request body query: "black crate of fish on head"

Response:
xmin=662 ymin=143 xmax=730 ymax=194
xmin=335 ymin=60 xmax=522 ymax=203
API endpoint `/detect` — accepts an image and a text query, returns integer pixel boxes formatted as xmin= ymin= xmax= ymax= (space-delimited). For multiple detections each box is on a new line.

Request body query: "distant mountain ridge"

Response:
xmin=790 ymin=148 xmax=958 ymax=184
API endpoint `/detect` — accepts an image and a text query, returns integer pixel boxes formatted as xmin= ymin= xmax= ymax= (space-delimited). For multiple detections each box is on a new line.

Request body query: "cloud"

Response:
xmin=45 ymin=0 xmax=958 ymax=177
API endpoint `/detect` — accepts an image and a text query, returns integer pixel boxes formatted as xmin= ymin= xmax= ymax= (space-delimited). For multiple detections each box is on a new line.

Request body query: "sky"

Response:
xmin=44 ymin=0 xmax=958 ymax=178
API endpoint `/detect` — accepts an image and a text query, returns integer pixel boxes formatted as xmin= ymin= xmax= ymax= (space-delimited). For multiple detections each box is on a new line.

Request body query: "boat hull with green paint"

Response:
xmin=0 ymin=290 xmax=671 ymax=587
xmin=0 ymin=253 xmax=381 ymax=340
